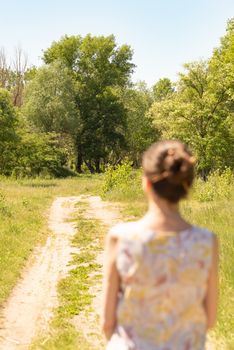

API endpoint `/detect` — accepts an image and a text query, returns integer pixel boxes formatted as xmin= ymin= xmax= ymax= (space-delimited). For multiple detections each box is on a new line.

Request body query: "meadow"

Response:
xmin=0 ymin=171 xmax=233 ymax=349
xmin=0 ymin=176 xmax=102 ymax=305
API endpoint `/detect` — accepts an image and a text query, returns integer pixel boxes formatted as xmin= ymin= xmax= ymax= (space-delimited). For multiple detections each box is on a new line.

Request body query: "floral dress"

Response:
xmin=106 ymin=222 xmax=214 ymax=350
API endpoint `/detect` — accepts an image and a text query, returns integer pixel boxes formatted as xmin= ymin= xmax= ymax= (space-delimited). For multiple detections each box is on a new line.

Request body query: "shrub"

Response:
xmin=102 ymin=159 xmax=133 ymax=192
xmin=102 ymin=162 xmax=233 ymax=203
xmin=12 ymin=132 xmax=68 ymax=178
xmin=102 ymin=159 xmax=143 ymax=200
xmin=192 ymin=168 xmax=233 ymax=202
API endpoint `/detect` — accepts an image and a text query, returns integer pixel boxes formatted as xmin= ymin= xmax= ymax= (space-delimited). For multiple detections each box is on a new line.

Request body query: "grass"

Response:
xmin=1 ymin=174 xmax=233 ymax=349
xmin=31 ymin=199 xmax=105 ymax=350
xmin=0 ymin=175 xmax=102 ymax=306
xmin=181 ymin=199 xmax=234 ymax=348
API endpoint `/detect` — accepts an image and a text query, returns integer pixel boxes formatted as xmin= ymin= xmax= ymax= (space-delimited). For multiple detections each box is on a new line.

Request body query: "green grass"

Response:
xmin=0 ymin=175 xmax=102 ymax=306
xmin=181 ymin=199 xmax=234 ymax=348
xmin=1 ymin=175 xmax=233 ymax=349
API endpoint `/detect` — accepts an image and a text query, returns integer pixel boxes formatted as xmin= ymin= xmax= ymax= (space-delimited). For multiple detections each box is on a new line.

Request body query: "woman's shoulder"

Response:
xmin=108 ymin=220 xmax=141 ymax=240
xmin=191 ymin=224 xmax=216 ymax=244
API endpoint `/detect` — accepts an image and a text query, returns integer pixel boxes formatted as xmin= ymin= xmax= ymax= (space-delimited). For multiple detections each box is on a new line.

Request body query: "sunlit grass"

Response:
xmin=0 ymin=175 xmax=233 ymax=349
xmin=0 ymin=176 xmax=102 ymax=305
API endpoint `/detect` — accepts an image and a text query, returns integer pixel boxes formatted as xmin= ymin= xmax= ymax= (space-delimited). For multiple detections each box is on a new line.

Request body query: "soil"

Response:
xmin=0 ymin=196 xmax=81 ymax=350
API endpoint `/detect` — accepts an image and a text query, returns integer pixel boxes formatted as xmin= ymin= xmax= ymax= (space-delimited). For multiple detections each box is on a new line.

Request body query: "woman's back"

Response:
xmin=102 ymin=141 xmax=218 ymax=350
xmin=107 ymin=221 xmax=214 ymax=350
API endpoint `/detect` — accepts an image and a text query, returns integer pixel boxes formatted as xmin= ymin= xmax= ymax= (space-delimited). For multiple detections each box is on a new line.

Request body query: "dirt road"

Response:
xmin=0 ymin=196 xmax=81 ymax=350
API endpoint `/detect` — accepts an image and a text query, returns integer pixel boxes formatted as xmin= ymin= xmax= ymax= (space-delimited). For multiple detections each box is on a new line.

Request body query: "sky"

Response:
xmin=1 ymin=0 xmax=234 ymax=86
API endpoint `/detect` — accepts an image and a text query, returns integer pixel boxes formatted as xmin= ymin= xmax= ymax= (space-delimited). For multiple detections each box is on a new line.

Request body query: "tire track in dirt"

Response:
xmin=0 ymin=196 xmax=81 ymax=350
xmin=72 ymin=196 xmax=121 ymax=350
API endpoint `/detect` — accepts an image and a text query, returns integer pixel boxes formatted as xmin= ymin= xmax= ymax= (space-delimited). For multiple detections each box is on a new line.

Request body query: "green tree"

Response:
xmin=43 ymin=34 xmax=134 ymax=172
xmin=0 ymin=89 xmax=18 ymax=174
xmin=122 ymin=82 xmax=157 ymax=165
xmin=153 ymin=78 xmax=174 ymax=101
xmin=23 ymin=61 xmax=79 ymax=135
xmin=15 ymin=127 xmax=67 ymax=177
xmin=149 ymin=59 xmax=234 ymax=176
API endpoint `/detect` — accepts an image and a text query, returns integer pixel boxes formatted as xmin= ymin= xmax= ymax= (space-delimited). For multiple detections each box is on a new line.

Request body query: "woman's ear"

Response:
xmin=142 ymin=175 xmax=152 ymax=193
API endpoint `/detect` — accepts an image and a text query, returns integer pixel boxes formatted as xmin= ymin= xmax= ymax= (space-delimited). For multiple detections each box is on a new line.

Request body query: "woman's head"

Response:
xmin=142 ymin=140 xmax=195 ymax=203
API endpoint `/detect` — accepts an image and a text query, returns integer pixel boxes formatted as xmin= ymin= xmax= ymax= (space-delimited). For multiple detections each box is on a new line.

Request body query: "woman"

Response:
xmin=101 ymin=140 xmax=218 ymax=350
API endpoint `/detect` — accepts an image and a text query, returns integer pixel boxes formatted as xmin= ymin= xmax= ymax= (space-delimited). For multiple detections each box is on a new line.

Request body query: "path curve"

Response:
xmin=0 ymin=196 xmax=81 ymax=350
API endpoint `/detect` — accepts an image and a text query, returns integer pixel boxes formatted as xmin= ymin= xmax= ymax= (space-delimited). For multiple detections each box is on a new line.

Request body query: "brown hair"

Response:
xmin=142 ymin=140 xmax=195 ymax=203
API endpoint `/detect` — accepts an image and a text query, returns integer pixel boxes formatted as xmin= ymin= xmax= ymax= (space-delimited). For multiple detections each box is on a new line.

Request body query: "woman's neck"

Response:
xmin=141 ymin=197 xmax=190 ymax=232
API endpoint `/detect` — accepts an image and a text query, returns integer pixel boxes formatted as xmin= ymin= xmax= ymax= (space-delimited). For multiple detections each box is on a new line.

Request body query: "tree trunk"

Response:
xmin=84 ymin=160 xmax=95 ymax=174
xmin=95 ymin=159 xmax=101 ymax=173
xmin=75 ymin=142 xmax=83 ymax=173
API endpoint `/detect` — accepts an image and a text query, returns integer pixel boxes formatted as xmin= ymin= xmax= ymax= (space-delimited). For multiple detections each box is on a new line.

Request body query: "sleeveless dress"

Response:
xmin=106 ymin=222 xmax=214 ymax=350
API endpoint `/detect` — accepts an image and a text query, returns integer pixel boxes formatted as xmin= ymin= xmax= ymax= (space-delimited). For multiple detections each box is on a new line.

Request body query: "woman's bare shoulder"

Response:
xmin=108 ymin=220 xmax=141 ymax=239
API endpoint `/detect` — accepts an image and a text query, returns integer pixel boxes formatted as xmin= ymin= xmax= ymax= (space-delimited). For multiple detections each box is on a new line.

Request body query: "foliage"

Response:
xmin=149 ymin=57 xmax=234 ymax=176
xmin=43 ymin=34 xmax=135 ymax=173
xmin=102 ymin=160 xmax=233 ymax=204
xmin=0 ymin=89 xmax=19 ymax=175
xmin=0 ymin=46 xmax=28 ymax=107
xmin=192 ymin=168 xmax=233 ymax=202
xmin=152 ymin=78 xmax=174 ymax=101
xmin=102 ymin=159 xmax=142 ymax=200
xmin=23 ymin=61 xmax=79 ymax=135
xmin=121 ymin=82 xmax=157 ymax=165
xmin=1 ymin=19 xmax=234 ymax=177
xmin=13 ymin=130 xmax=67 ymax=178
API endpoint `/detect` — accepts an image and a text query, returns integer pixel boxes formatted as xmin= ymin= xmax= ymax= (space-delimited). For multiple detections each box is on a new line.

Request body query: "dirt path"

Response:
xmin=73 ymin=196 xmax=121 ymax=350
xmin=0 ymin=196 xmax=81 ymax=350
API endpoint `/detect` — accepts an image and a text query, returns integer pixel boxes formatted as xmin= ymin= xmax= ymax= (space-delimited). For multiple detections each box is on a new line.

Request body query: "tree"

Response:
xmin=11 ymin=47 xmax=28 ymax=107
xmin=0 ymin=46 xmax=29 ymax=107
xmin=121 ymin=82 xmax=157 ymax=165
xmin=153 ymin=78 xmax=174 ymax=101
xmin=0 ymin=48 xmax=10 ymax=89
xmin=24 ymin=61 xmax=79 ymax=135
xmin=149 ymin=59 xmax=234 ymax=176
xmin=15 ymin=127 xmax=67 ymax=177
xmin=43 ymin=34 xmax=134 ymax=172
xmin=0 ymin=89 xmax=18 ymax=174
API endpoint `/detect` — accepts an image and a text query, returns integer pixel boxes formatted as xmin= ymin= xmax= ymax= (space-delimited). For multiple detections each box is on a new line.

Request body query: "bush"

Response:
xmin=102 ymin=162 xmax=234 ymax=203
xmin=192 ymin=168 xmax=234 ymax=202
xmin=12 ymin=131 xmax=68 ymax=178
xmin=102 ymin=159 xmax=143 ymax=201
xmin=102 ymin=159 xmax=132 ymax=192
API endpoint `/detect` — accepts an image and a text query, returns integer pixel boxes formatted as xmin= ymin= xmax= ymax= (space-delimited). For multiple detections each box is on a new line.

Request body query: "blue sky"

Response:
xmin=1 ymin=0 xmax=234 ymax=86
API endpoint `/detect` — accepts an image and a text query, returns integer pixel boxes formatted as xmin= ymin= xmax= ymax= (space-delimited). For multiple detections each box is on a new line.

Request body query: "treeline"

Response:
xmin=0 ymin=19 xmax=233 ymax=177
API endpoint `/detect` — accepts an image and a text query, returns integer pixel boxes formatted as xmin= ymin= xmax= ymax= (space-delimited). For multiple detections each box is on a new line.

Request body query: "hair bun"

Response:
xmin=163 ymin=148 xmax=194 ymax=185
xmin=142 ymin=140 xmax=195 ymax=202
